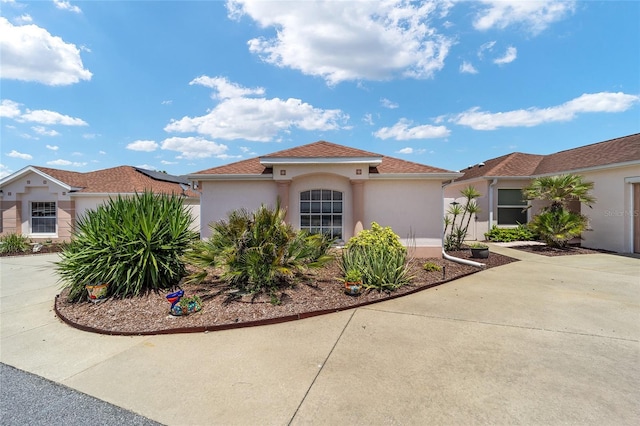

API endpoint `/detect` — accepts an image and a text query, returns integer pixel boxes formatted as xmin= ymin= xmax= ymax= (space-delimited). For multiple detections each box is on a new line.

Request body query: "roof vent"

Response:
xmin=478 ymin=162 xmax=485 ymax=167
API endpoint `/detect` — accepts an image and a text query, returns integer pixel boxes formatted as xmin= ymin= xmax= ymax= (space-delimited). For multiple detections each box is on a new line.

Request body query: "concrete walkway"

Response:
xmin=1 ymin=248 xmax=638 ymax=425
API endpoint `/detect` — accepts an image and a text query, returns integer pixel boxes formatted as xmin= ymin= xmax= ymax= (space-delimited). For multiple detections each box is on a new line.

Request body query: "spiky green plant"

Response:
xmin=340 ymin=223 xmax=413 ymax=292
xmin=185 ymin=202 xmax=334 ymax=301
xmin=523 ymin=174 xmax=596 ymax=248
xmin=0 ymin=233 xmax=30 ymax=254
xmin=444 ymin=185 xmax=482 ymax=251
xmin=56 ymin=191 xmax=198 ymax=302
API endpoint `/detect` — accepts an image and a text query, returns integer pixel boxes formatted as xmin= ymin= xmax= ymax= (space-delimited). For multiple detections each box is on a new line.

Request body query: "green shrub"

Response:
xmin=346 ymin=222 xmax=406 ymax=254
xmin=56 ymin=191 xmax=198 ymax=302
xmin=484 ymin=224 xmax=538 ymax=242
xmin=422 ymin=261 xmax=442 ymax=272
xmin=185 ymin=203 xmax=334 ymax=302
xmin=0 ymin=233 xmax=30 ymax=254
xmin=529 ymin=210 xmax=587 ymax=248
xmin=340 ymin=223 xmax=413 ymax=292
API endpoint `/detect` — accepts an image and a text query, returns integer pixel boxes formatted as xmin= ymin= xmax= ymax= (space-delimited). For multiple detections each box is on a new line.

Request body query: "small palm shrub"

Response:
xmin=56 ymin=191 xmax=198 ymax=302
xmin=529 ymin=210 xmax=588 ymax=248
xmin=340 ymin=223 xmax=413 ymax=291
xmin=0 ymin=233 xmax=30 ymax=254
xmin=444 ymin=186 xmax=481 ymax=251
xmin=523 ymin=174 xmax=595 ymax=248
xmin=484 ymin=224 xmax=538 ymax=242
xmin=185 ymin=203 xmax=334 ymax=301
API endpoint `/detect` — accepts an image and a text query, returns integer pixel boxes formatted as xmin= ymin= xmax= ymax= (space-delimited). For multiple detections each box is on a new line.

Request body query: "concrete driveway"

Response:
xmin=1 ymin=246 xmax=638 ymax=425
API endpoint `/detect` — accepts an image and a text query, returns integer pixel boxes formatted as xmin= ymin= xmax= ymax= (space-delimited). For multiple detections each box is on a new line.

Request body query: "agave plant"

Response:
xmin=56 ymin=191 xmax=198 ymax=302
xmin=185 ymin=202 xmax=334 ymax=300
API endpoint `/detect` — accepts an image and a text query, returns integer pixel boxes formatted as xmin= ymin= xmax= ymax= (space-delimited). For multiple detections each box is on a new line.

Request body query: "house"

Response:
xmin=0 ymin=166 xmax=200 ymax=242
xmin=444 ymin=133 xmax=640 ymax=253
xmin=189 ymin=141 xmax=461 ymax=257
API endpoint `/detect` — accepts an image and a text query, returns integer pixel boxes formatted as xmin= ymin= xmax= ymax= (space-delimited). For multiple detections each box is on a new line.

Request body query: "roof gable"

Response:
xmin=0 ymin=166 xmax=198 ymax=197
xmin=192 ymin=140 xmax=456 ymax=176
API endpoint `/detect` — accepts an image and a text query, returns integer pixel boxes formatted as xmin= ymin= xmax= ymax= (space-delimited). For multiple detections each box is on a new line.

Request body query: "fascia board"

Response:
xmin=369 ymin=172 xmax=463 ymax=180
xmin=186 ymin=174 xmax=274 ymax=181
xmin=0 ymin=165 xmax=72 ymax=191
xmin=259 ymin=157 xmax=383 ymax=166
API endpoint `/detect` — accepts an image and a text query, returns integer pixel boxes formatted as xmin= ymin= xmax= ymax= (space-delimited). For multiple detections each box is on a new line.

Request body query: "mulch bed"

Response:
xmin=54 ymin=250 xmax=517 ymax=336
xmin=508 ymin=244 xmax=613 ymax=257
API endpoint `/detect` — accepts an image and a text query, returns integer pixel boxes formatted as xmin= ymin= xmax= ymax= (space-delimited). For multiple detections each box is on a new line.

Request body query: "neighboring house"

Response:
xmin=444 ymin=133 xmax=640 ymax=253
xmin=0 ymin=166 xmax=200 ymax=242
xmin=189 ymin=141 xmax=461 ymax=257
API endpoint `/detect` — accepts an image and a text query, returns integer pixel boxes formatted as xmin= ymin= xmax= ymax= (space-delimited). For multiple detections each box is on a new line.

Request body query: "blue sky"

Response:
xmin=1 ymin=0 xmax=638 ymax=178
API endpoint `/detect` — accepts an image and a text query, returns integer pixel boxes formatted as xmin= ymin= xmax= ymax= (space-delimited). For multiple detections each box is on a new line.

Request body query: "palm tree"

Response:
xmin=444 ymin=185 xmax=481 ymax=251
xmin=523 ymin=174 xmax=596 ymax=247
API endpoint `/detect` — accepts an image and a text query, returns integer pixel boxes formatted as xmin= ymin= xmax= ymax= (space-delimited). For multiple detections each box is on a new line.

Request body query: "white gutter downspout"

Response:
xmin=488 ymin=178 xmax=498 ymax=231
xmin=441 ymin=179 xmax=486 ymax=269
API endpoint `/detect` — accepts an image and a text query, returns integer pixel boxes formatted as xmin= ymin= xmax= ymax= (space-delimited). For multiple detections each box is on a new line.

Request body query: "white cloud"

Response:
xmin=161 ymin=100 xmax=172 ymax=105
xmin=46 ymin=144 xmax=59 ymax=151
xmin=374 ymin=118 xmax=450 ymax=140
xmin=0 ymin=99 xmax=21 ymax=118
xmin=161 ymin=136 xmax=229 ymax=160
xmin=478 ymin=41 xmax=496 ymax=59
xmin=494 ymin=46 xmax=517 ymax=65
xmin=83 ymin=133 xmax=98 ymax=139
xmin=160 ymin=160 xmax=178 ymax=165
xmin=0 ymin=17 xmax=92 ymax=85
xmin=46 ymin=159 xmax=86 ymax=167
xmin=397 ymin=147 xmax=414 ymax=154
xmin=19 ymin=109 xmax=87 ymax=126
xmin=460 ymin=61 xmax=478 ymax=74
xmin=380 ymin=98 xmax=399 ymax=109
xmin=0 ymin=163 xmax=12 ymax=179
xmin=228 ymin=0 xmax=454 ymax=84
xmin=190 ymin=76 xmax=265 ymax=100
xmin=15 ymin=14 xmax=32 ymax=23
xmin=126 ymin=140 xmax=159 ymax=152
xmin=363 ymin=113 xmax=375 ymax=126
xmin=166 ymin=77 xmax=348 ymax=141
xmin=7 ymin=150 xmax=32 ymax=160
xmin=474 ymin=0 xmax=576 ymax=34
xmin=451 ymin=92 xmax=640 ymax=130
xmin=32 ymin=126 xmax=60 ymax=136
xmin=53 ymin=0 xmax=82 ymax=14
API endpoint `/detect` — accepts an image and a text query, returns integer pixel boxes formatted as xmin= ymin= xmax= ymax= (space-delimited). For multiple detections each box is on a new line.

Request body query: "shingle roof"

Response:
xmin=262 ymin=140 xmax=381 ymax=159
xmin=456 ymin=133 xmax=640 ymax=181
xmin=33 ymin=166 xmax=198 ymax=197
xmin=534 ymin=133 xmax=640 ymax=175
xmin=193 ymin=141 xmax=455 ymax=175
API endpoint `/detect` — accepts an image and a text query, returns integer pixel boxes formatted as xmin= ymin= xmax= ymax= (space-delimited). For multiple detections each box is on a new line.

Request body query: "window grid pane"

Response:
xmin=300 ymin=190 xmax=343 ymax=239
xmin=31 ymin=202 xmax=56 ymax=233
xmin=498 ymin=189 xmax=527 ymax=206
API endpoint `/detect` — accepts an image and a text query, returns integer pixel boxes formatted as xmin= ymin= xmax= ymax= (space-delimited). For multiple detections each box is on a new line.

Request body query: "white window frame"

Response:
xmin=497 ymin=189 xmax=528 ymax=226
xmin=31 ymin=201 xmax=57 ymax=235
xmin=299 ymin=189 xmax=343 ymax=240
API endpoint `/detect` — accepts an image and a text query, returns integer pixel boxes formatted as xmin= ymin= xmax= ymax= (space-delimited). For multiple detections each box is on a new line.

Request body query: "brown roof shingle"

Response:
xmin=34 ymin=166 xmax=197 ymax=197
xmin=456 ymin=133 xmax=640 ymax=181
xmin=193 ymin=141 xmax=455 ymax=176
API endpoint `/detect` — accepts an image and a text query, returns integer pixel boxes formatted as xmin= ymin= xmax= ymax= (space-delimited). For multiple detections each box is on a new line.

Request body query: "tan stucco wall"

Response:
xmin=364 ymin=179 xmax=444 ymax=241
xmin=0 ymin=172 xmax=72 ymax=241
xmin=580 ymin=165 xmax=639 ymax=253
xmin=199 ymin=180 xmax=278 ymax=239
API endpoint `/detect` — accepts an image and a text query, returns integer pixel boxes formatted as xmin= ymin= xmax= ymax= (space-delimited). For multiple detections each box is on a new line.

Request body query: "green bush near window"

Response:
xmin=484 ymin=224 xmax=538 ymax=242
xmin=0 ymin=233 xmax=30 ymax=254
xmin=185 ymin=202 xmax=334 ymax=303
xmin=340 ymin=223 xmax=413 ymax=291
xmin=56 ymin=191 xmax=198 ymax=302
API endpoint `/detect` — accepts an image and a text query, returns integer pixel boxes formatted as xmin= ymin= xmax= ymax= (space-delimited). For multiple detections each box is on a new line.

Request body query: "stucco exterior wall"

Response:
xmin=0 ymin=172 xmax=72 ymax=241
xmin=364 ymin=179 xmax=443 ymax=241
xmin=199 ymin=180 xmax=278 ymax=239
xmin=580 ymin=165 xmax=639 ymax=253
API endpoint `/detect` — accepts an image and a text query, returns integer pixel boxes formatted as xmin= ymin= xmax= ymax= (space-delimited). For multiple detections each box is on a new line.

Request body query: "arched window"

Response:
xmin=300 ymin=189 xmax=342 ymax=240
